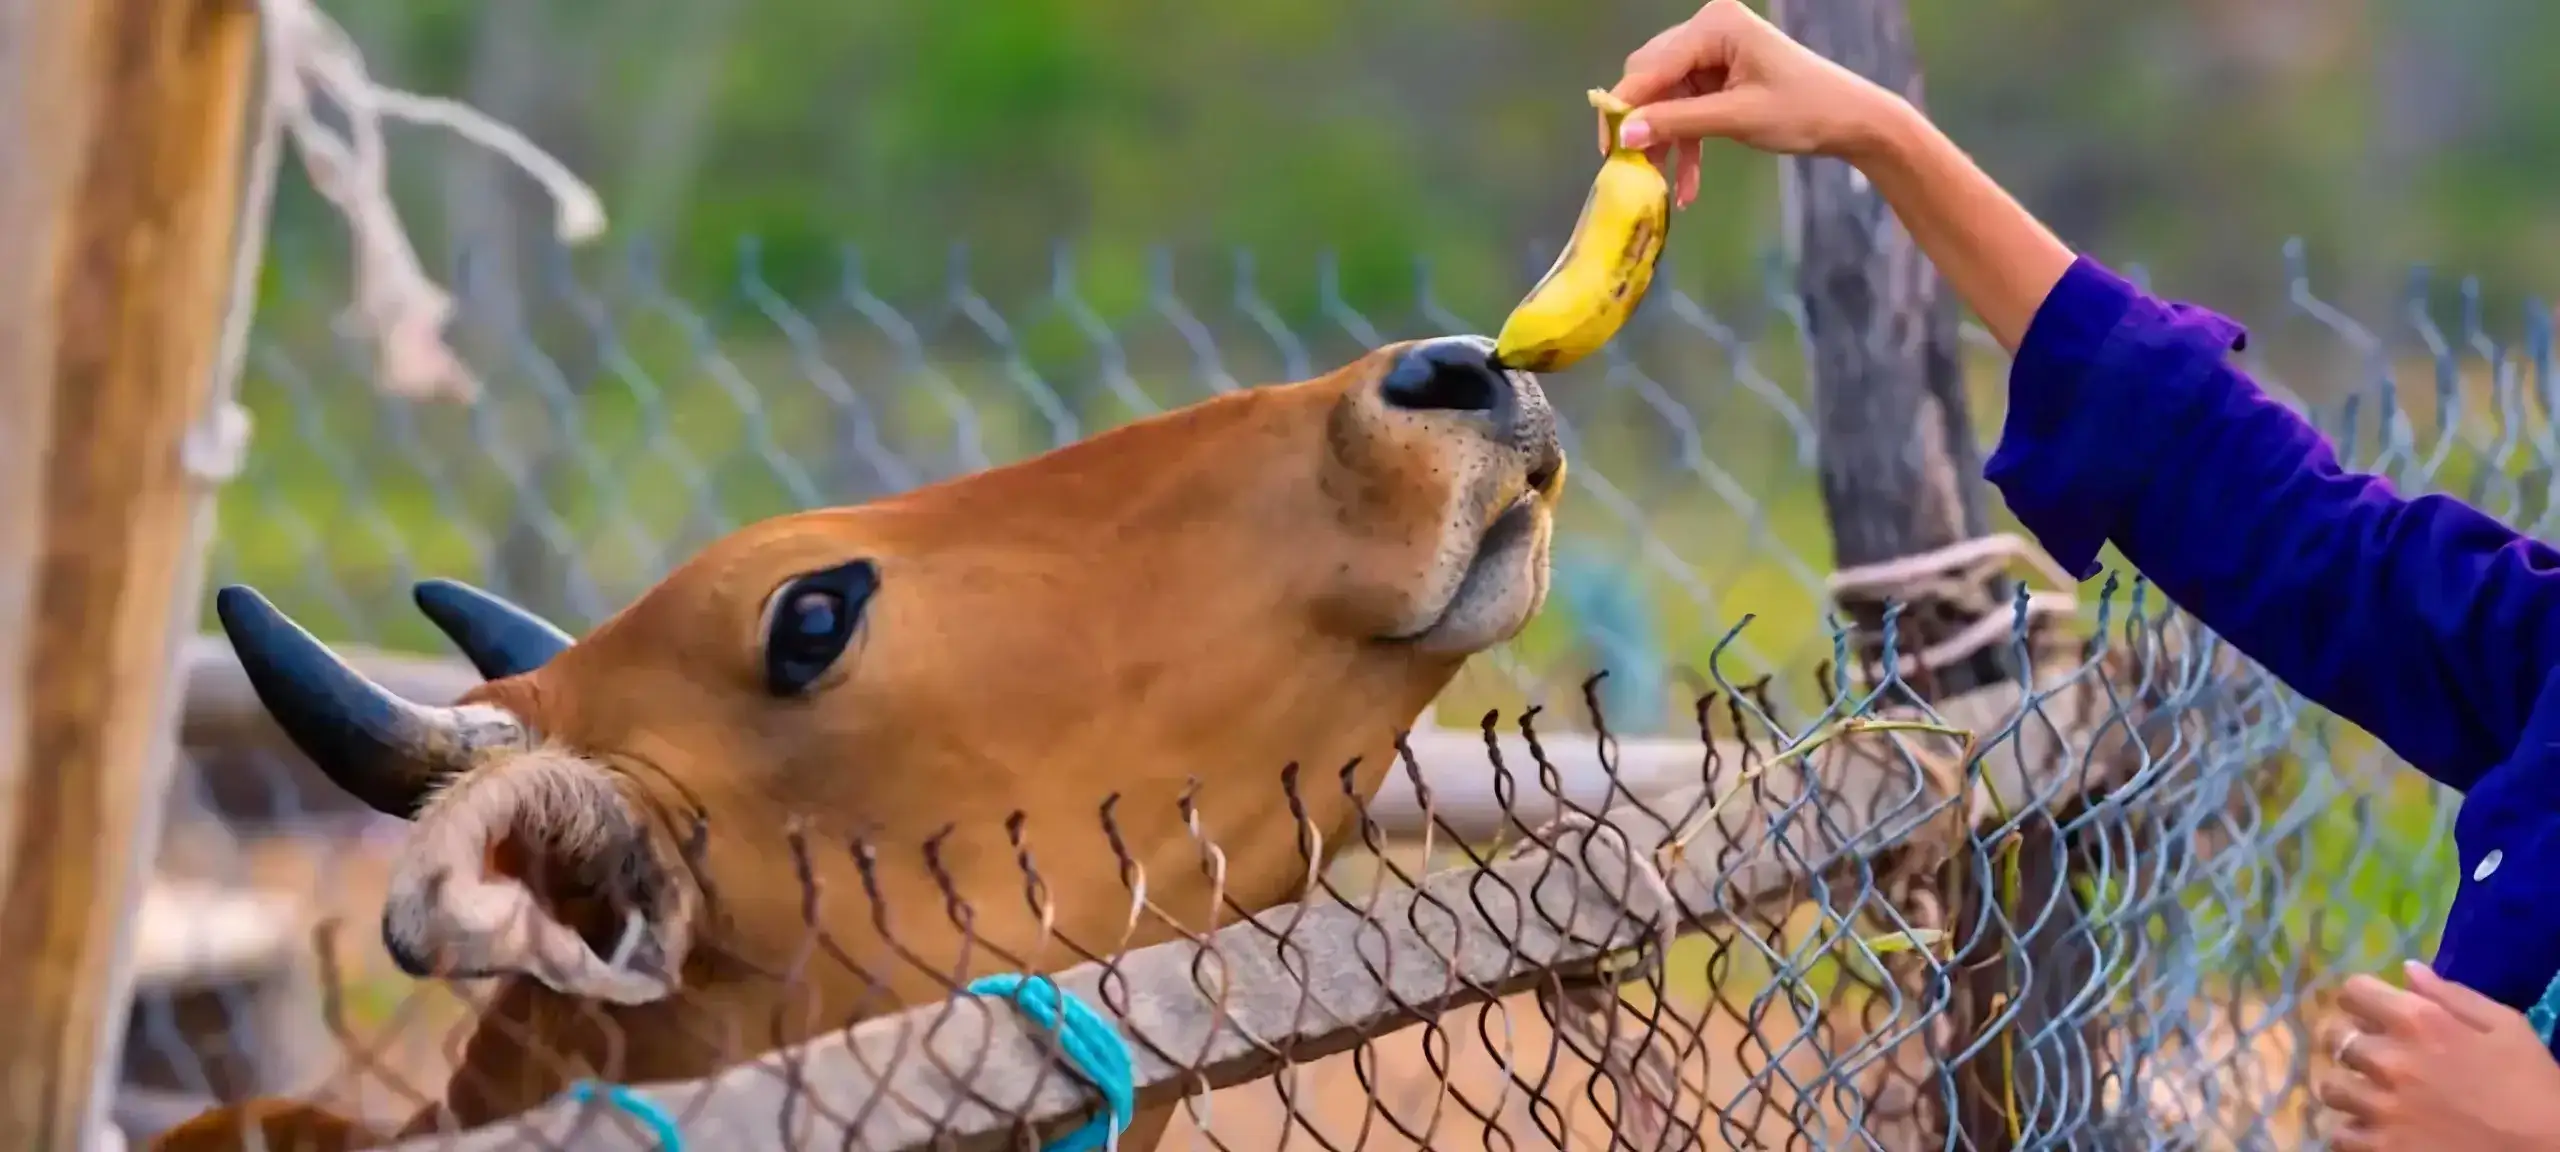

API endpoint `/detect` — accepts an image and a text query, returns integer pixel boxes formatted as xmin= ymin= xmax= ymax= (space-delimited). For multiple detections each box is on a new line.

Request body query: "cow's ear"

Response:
xmin=376 ymin=749 xmax=699 ymax=1004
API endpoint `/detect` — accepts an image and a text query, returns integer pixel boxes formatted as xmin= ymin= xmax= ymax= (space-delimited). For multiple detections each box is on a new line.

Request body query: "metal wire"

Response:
xmin=129 ymin=236 xmax=2533 ymax=1151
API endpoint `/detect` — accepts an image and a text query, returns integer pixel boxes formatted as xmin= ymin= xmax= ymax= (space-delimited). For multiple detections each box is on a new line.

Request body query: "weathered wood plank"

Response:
xmin=0 ymin=0 xmax=263 ymax=1144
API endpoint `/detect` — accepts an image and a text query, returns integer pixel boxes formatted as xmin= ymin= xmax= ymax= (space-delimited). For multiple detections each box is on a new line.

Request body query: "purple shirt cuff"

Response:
xmin=1985 ymin=256 xmax=2249 ymax=580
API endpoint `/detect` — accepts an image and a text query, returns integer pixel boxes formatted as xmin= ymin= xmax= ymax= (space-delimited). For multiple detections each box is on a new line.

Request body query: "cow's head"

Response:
xmin=219 ymin=336 xmax=1562 ymax=1006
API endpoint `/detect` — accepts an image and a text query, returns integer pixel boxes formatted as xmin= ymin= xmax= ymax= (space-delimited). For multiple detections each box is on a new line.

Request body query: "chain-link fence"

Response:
xmin=127 ymin=235 xmax=2552 ymax=1149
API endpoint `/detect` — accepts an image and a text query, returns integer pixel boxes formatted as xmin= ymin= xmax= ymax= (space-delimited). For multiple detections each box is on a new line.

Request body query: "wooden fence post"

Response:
xmin=0 ymin=0 xmax=263 ymax=1145
xmin=1771 ymin=0 xmax=2103 ymax=1146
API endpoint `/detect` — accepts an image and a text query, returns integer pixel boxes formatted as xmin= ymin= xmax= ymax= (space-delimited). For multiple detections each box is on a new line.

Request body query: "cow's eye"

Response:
xmin=763 ymin=560 xmax=876 ymax=696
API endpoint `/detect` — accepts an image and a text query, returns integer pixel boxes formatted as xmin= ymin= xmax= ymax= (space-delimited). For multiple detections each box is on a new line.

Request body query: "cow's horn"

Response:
xmin=413 ymin=578 xmax=574 ymax=679
xmin=215 ymin=585 xmax=526 ymax=819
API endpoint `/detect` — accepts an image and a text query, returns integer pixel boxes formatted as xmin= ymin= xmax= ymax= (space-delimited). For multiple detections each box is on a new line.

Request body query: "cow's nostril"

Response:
xmin=1381 ymin=338 xmax=1505 ymax=414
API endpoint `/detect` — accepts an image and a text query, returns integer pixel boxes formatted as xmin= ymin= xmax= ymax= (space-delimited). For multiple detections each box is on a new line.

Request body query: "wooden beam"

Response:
xmin=0 ymin=0 xmax=262 ymax=1145
xmin=0 ymin=0 xmax=100 ymax=865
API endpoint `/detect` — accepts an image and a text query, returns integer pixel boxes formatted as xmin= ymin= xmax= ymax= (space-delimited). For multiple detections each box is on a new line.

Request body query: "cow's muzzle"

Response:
xmin=1381 ymin=335 xmax=1563 ymax=484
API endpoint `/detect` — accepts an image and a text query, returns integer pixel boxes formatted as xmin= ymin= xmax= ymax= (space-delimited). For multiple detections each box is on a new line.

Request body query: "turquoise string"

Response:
xmin=966 ymin=972 xmax=1136 ymax=1152
xmin=565 ymin=1079 xmax=684 ymax=1149
xmin=2531 ymin=966 xmax=2560 ymax=1047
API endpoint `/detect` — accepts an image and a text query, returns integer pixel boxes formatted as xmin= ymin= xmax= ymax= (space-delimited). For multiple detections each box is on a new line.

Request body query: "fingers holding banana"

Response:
xmin=1496 ymin=1 xmax=1924 ymax=375
xmin=1610 ymin=0 xmax=1909 ymax=161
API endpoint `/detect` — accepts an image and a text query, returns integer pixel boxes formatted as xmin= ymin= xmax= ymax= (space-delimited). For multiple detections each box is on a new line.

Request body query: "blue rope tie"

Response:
xmin=966 ymin=972 xmax=1136 ymax=1152
xmin=565 ymin=1079 xmax=684 ymax=1149
xmin=2530 ymin=966 xmax=2560 ymax=1047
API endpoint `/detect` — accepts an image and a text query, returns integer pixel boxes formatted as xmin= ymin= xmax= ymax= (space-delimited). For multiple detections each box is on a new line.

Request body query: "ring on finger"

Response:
xmin=2333 ymin=1028 xmax=2364 ymax=1067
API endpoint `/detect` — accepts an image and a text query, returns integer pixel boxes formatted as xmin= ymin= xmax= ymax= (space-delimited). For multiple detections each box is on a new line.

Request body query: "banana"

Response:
xmin=1491 ymin=89 xmax=1673 ymax=373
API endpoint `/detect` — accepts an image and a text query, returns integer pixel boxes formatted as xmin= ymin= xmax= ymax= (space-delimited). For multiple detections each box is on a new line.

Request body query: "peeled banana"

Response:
xmin=1491 ymin=89 xmax=1673 ymax=373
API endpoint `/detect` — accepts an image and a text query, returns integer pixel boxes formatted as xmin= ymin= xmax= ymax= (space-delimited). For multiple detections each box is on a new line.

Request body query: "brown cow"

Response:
xmin=153 ymin=335 xmax=1565 ymax=1151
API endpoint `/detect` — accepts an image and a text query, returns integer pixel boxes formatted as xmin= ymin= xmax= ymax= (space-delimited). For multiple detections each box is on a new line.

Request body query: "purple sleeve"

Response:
xmin=1984 ymin=256 xmax=2560 ymax=792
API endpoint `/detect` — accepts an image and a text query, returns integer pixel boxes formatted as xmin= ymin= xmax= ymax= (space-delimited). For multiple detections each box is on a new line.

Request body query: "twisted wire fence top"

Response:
xmin=140 ymin=235 xmax=2555 ymax=1150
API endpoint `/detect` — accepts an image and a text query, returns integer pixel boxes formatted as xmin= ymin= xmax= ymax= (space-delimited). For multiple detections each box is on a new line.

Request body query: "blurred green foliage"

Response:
xmin=290 ymin=0 xmax=2560 ymax=329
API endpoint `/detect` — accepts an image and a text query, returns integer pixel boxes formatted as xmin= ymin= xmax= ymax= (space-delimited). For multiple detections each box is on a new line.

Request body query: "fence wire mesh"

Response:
xmin=129 ymin=236 xmax=2555 ymax=1150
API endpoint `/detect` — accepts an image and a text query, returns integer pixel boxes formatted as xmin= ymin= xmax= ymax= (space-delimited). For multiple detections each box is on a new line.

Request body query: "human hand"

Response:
xmin=1604 ymin=0 xmax=1910 ymax=207
xmin=2316 ymin=960 xmax=2560 ymax=1151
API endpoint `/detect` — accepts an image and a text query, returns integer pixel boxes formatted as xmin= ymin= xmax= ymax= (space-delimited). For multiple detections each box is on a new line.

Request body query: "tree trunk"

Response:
xmin=0 ymin=0 xmax=261 ymax=1144
xmin=1772 ymin=0 xmax=1999 ymax=685
xmin=1773 ymin=0 xmax=2104 ymax=1147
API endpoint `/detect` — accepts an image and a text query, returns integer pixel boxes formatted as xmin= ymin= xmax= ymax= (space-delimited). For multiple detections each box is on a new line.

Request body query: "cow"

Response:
xmin=152 ymin=335 xmax=1566 ymax=1151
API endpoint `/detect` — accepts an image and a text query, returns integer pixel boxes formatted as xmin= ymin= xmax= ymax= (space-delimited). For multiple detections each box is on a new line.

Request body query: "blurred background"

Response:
xmin=272 ymin=0 xmax=2560 ymax=318
xmin=121 ymin=0 xmax=2557 ymax=1141
xmin=226 ymin=0 xmax=2560 ymax=686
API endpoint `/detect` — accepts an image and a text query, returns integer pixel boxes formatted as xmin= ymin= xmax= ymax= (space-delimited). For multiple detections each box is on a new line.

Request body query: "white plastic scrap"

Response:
xmin=257 ymin=0 xmax=608 ymax=402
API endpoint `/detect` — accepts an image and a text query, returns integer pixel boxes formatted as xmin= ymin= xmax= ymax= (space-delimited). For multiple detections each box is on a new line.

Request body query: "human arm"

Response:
xmin=1848 ymin=65 xmax=2560 ymax=789
xmin=1610 ymin=0 xmax=2560 ymax=789
xmin=1973 ymin=250 xmax=2560 ymax=789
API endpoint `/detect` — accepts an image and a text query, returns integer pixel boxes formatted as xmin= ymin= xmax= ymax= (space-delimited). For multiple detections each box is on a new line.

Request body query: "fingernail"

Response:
xmin=2403 ymin=959 xmax=2434 ymax=980
xmin=1618 ymin=117 xmax=1655 ymax=150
